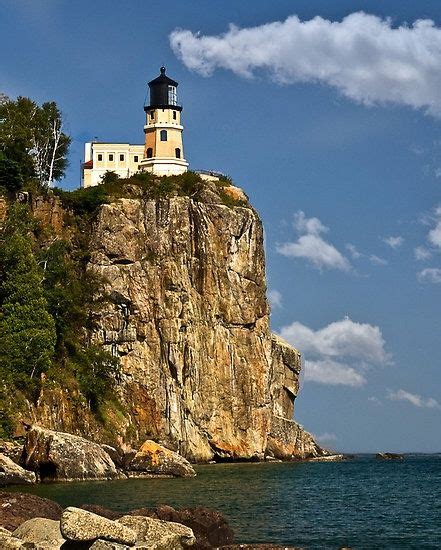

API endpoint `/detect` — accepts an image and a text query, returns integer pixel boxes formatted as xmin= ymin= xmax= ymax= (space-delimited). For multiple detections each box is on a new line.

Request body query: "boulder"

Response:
xmin=80 ymin=504 xmax=122 ymax=521
xmin=0 ymin=453 xmax=36 ymax=486
xmin=22 ymin=426 xmax=120 ymax=481
xmin=129 ymin=441 xmax=196 ymax=478
xmin=0 ymin=492 xmax=63 ymax=531
xmin=12 ymin=517 xmax=64 ymax=546
xmin=143 ymin=505 xmax=234 ymax=549
xmin=0 ymin=441 xmax=23 ymax=465
xmin=101 ymin=445 xmax=124 ymax=469
xmin=60 ymin=507 xmax=137 ymax=545
xmin=117 ymin=515 xmax=195 ymax=549
xmin=0 ymin=527 xmax=22 ymax=549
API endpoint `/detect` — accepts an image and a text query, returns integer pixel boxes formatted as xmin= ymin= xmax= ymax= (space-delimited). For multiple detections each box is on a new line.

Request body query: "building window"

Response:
xmin=119 ymin=154 xmax=124 ymax=161
xmin=134 ymin=155 xmax=139 ymax=162
xmin=173 ymin=111 xmax=177 ymax=120
xmin=168 ymin=85 xmax=177 ymax=105
xmin=160 ymin=130 xmax=167 ymax=141
xmin=109 ymin=154 xmax=114 ymax=161
xmin=175 ymin=148 xmax=181 ymax=158
xmin=150 ymin=111 xmax=154 ymax=119
xmin=147 ymin=148 xmax=153 ymax=158
xmin=97 ymin=154 xmax=103 ymax=161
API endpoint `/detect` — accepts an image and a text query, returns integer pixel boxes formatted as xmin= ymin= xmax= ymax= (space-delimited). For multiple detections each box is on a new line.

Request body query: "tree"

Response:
xmin=0 ymin=96 xmax=71 ymax=187
xmin=0 ymin=206 xmax=56 ymax=389
xmin=0 ymin=151 xmax=23 ymax=193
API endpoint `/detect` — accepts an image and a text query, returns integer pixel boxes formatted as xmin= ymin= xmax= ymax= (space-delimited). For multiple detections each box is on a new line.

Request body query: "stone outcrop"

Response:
xmin=0 ymin=453 xmax=36 ymax=486
xmin=129 ymin=440 xmax=196 ymax=477
xmin=87 ymin=195 xmax=325 ymax=461
xmin=22 ymin=426 xmax=120 ymax=481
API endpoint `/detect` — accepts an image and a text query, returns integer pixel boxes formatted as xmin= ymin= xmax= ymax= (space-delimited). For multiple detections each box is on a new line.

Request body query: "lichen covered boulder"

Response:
xmin=117 ymin=515 xmax=195 ymax=549
xmin=60 ymin=507 xmax=137 ymax=545
xmin=0 ymin=453 xmax=36 ymax=486
xmin=12 ymin=517 xmax=64 ymax=546
xmin=22 ymin=426 xmax=120 ymax=481
xmin=129 ymin=440 xmax=196 ymax=477
xmin=0 ymin=491 xmax=63 ymax=531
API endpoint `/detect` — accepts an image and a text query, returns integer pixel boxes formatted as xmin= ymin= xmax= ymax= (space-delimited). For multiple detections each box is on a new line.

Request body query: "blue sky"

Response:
xmin=1 ymin=0 xmax=440 ymax=452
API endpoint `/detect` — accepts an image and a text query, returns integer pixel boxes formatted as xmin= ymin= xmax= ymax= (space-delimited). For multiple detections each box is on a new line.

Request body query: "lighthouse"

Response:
xmin=140 ymin=67 xmax=189 ymax=176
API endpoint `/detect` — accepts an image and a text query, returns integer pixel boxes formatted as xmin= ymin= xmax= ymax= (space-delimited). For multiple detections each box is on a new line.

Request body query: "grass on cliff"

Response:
xmin=53 ymin=170 xmax=244 ymax=218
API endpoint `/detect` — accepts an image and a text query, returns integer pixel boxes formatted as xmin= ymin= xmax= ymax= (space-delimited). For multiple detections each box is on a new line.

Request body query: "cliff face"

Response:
xmin=85 ymin=194 xmax=323 ymax=461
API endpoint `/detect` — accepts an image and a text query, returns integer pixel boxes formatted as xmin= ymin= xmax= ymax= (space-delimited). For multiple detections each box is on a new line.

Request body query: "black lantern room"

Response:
xmin=145 ymin=67 xmax=182 ymax=112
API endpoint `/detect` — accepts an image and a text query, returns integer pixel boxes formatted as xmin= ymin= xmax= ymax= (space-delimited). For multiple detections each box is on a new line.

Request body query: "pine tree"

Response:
xmin=0 ymin=227 xmax=56 ymax=388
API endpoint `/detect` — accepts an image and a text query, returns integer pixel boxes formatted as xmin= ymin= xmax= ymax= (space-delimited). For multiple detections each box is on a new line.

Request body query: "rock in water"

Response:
xmin=129 ymin=440 xmax=196 ymax=477
xmin=117 ymin=515 xmax=195 ymax=549
xmin=0 ymin=453 xmax=36 ymax=486
xmin=0 ymin=491 xmax=63 ymax=531
xmin=12 ymin=517 xmax=64 ymax=546
xmin=22 ymin=426 xmax=119 ymax=481
xmin=60 ymin=507 xmax=137 ymax=544
xmin=376 ymin=452 xmax=404 ymax=460
xmin=0 ymin=526 xmax=22 ymax=549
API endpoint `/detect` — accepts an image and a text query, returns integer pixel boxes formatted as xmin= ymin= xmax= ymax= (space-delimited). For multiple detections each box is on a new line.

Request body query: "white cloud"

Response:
xmin=170 ymin=12 xmax=441 ymax=116
xmin=280 ymin=317 xmax=389 ymax=363
xmin=315 ymin=432 xmax=338 ymax=443
xmin=305 ymin=359 xmax=366 ymax=387
xmin=346 ymin=244 xmax=362 ymax=259
xmin=279 ymin=317 xmax=390 ymax=387
xmin=368 ymin=396 xmax=381 ymax=405
xmin=383 ymin=236 xmax=404 ymax=249
xmin=276 ymin=211 xmax=351 ymax=272
xmin=388 ymin=389 xmax=441 ymax=409
xmin=414 ymin=246 xmax=432 ymax=261
xmin=417 ymin=268 xmax=441 ymax=283
xmin=370 ymin=254 xmax=388 ymax=266
xmin=428 ymin=206 xmax=441 ymax=247
xmin=268 ymin=289 xmax=282 ymax=309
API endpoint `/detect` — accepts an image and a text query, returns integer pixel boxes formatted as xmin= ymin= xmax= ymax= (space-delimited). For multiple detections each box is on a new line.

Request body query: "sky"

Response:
xmin=1 ymin=0 xmax=440 ymax=453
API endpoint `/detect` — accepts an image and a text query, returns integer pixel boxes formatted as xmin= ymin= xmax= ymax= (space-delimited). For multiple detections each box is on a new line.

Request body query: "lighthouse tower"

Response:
xmin=140 ymin=67 xmax=188 ymax=176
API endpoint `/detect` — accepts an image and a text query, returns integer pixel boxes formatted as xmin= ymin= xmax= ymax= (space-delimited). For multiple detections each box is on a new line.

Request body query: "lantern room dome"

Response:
xmin=145 ymin=67 xmax=182 ymax=112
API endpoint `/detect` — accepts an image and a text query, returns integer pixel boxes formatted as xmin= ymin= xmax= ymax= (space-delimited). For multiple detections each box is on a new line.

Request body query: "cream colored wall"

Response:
xmin=82 ymin=143 xmax=144 ymax=187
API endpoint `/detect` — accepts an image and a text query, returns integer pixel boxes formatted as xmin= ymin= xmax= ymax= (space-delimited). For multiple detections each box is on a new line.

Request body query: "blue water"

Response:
xmin=12 ymin=455 xmax=441 ymax=548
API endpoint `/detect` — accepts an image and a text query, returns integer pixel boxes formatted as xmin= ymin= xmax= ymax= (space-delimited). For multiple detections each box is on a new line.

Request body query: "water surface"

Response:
xmin=12 ymin=455 xmax=441 ymax=548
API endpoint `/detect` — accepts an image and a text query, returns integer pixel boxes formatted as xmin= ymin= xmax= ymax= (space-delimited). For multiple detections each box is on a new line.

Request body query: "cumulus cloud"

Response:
xmin=170 ymin=12 xmax=441 ymax=116
xmin=417 ymin=267 xmax=441 ymax=283
xmin=388 ymin=389 xmax=441 ymax=409
xmin=268 ymin=289 xmax=282 ymax=309
xmin=383 ymin=236 xmax=404 ymax=249
xmin=306 ymin=359 xmax=366 ymax=386
xmin=414 ymin=246 xmax=432 ymax=261
xmin=276 ymin=211 xmax=350 ymax=271
xmin=279 ymin=316 xmax=390 ymax=387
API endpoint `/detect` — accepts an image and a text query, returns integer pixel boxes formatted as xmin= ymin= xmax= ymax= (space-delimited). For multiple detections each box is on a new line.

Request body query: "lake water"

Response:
xmin=13 ymin=455 xmax=441 ymax=548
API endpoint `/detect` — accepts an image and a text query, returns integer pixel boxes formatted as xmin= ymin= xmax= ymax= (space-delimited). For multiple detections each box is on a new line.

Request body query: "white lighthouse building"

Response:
xmin=82 ymin=67 xmax=188 ymax=188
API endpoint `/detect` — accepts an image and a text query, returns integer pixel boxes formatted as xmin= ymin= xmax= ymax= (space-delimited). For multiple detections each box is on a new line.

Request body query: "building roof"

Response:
xmin=148 ymin=66 xmax=178 ymax=88
xmin=83 ymin=160 xmax=93 ymax=169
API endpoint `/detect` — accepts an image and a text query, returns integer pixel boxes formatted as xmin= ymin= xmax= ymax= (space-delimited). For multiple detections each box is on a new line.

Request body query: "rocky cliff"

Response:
xmin=84 ymin=188 xmax=323 ymax=461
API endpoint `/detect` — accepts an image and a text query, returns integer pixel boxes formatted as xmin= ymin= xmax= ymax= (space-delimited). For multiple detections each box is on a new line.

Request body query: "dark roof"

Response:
xmin=83 ymin=160 xmax=93 ymax=169
xmin=148 ymin=66 xmax=178 ymax=87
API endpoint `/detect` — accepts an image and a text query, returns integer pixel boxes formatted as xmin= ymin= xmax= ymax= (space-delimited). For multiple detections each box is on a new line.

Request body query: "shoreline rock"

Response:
xmin=0 ymin=453 xmax=36 ymax=486
xmin=129 ymin=440 xmax=196 ymax=477
xmin=375 ymin=452 xmax=404 ymax=460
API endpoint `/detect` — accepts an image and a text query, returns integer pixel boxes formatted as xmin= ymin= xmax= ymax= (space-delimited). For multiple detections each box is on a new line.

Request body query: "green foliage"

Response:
xmin=0 ymin=151 xmax=24 ymax=193
xmin=0 ymin=211 xmax=56 ymax=392
xmin=0 ymin=96 xmax=71 ymax=187
xmin=72 ymin=345 xmax=121 ymax=412
xmin=100 ymin=170 xmax=120 ymax=185
xmin=54 ymin=185 xmax=110 ymax=217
